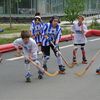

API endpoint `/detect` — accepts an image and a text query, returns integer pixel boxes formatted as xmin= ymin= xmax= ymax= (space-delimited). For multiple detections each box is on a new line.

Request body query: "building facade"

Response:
xmin=0 ymin=0 xmax=100 ymax=16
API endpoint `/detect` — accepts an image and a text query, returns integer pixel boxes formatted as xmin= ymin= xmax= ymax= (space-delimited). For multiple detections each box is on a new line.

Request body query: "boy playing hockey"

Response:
xmin=41 ymin=16 xmax=65 ymax=74
xmin=71 ymin=15 xmax=88 ymax=64
xmin=13 ymin=30 xmax=43 ymax=82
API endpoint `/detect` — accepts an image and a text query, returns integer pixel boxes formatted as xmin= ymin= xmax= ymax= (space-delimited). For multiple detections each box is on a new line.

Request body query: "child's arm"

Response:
xmin=13 ymin=38 xmax=22 ymax=57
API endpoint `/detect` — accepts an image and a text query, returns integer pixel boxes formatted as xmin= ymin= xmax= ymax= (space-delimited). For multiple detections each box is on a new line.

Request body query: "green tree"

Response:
xmin=64 ymin=0 xmax=85 ymax=23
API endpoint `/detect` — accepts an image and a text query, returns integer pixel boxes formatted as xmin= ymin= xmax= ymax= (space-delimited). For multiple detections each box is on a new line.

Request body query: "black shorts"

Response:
xmin=41 ymin=46 xmax=50 ymax=56
xmin=74 ymin=43 xmax=85 ymax=46
xmin=41 ymin=44 xmax=57 ymax=56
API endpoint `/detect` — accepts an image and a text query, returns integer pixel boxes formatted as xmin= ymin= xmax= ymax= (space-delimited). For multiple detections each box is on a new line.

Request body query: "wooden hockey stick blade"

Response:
xmin=75 ymin=49 xmax=100 ymax=77
xmin=75 ymin=69 xmax=87 ymax=77
xmin=44 ymin=71 xmax=59 ymax=77
xmin=29 ymin=58 xmax=59 ymax=77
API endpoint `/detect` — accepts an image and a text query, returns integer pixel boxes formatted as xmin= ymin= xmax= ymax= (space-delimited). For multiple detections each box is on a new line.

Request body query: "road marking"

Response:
xmin=60 ymin=37 xmax=100 ymax=49
xmin=89 ymin=38 xmax=100 ymax=42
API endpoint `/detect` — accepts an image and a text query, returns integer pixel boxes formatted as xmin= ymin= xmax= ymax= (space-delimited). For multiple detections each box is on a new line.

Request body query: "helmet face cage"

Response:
xmin=34 ymin=17 xmax=41 ymax=22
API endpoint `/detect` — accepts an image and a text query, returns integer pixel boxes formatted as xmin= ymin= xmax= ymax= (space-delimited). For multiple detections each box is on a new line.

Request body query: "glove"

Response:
xmin=55 ymin=44 xmax=59 ymax=49
xmin=47 ymin=37 xmax=51 ymax=42
xmin=55 ymin=51 xmax=61 ymax=57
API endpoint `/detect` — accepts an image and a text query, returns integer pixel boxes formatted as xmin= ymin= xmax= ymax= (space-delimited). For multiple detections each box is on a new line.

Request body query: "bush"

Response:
xmin=88 ymin=18 xmax=100 ymax=30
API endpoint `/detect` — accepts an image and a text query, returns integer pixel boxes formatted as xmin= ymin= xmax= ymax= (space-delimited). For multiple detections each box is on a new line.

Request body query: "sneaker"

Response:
xmin=43 ymin=64 xmax=48 ymax=71
xmin=59 ymin=65 xmax=65 ymax=74
xmin=59 ymin=70 xmax=65 ymax=74
xmin=72 ymin=57 xmax=77 ymax=65
xmin=26 ymin=77 xmax=31 ymax=83
xmin=38 ymin=74 xmax=43 ymax=79
xmin=96 ymin=68 xmax=100 ymax=74
xmin=72 ymin=61 xmax=77 ymax=65
xmin=25 ymin=72 xmax=32 ymax=82
xmin=82 ymin=57 xmax=87 ymax=64
xmin=38 ymin=70 xmax=43 ymax=79
xmin=82 ymin=60 xmax=87 ymax=64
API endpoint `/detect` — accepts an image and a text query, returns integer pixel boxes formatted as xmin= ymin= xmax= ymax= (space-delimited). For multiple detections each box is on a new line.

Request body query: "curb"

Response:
xmin=0 ymin=29 xmax=100 ymax=53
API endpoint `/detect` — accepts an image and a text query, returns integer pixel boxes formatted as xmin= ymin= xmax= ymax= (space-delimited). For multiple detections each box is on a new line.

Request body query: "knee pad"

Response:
xmin=44 ymin=56 xmax=50 ymax=61
xmin=81 ymin=46 xmax=84 ymax=50
xmin=43 ymin=56 xmax=50 ymax=65
xmin=74 ymin=46 xmax=78 ymax=51
xmin=35 ymin=60 xmax=41 ymax=66
xmin=24 ymin=59 xmax=30 ymax=64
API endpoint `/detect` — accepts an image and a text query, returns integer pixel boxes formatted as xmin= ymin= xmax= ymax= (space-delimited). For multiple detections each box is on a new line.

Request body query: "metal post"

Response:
xmin=31 ymin=0 xmax=32 ymax=14
xmin=9 ymin=0 xmax=12 ymax=28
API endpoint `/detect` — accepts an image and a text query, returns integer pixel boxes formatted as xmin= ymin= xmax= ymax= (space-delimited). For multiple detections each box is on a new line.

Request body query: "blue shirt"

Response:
xmin=42 ymin=23 xmax=62 ymax=46
xmin=30 ymin=20 xmax=44 ymax=43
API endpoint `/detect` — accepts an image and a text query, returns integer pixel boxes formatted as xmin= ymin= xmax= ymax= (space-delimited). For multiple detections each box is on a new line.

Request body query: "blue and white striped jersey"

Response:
xmin=30 ymin=20 xmax=44 ymax=43
xmin=42 ymin=23 xmax=62 ymax=46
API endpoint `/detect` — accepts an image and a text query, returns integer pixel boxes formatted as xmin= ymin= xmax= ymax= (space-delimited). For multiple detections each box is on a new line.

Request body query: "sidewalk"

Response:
xmin=0 ymin=32 xmax=20 ymax=38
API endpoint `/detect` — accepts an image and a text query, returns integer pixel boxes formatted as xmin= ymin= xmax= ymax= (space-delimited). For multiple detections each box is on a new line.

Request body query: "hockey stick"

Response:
xmin=20 ymin=53 xmax=59 ymax=77
xmin=28 ymin=58 xmax=59 ymax=77
xmin=75 ymin=49 xmax=100 ymax=77
xmin=50 ymin=41 xmax=74 ymax=68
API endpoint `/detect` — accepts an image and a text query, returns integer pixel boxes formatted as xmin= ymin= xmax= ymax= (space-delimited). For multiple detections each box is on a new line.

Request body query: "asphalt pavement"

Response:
xmin=0 ymin=36 xmax=100 ymax=100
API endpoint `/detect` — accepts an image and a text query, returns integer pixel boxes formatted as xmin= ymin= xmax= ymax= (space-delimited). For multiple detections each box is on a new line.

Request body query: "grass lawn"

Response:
xmin=0 ymin=23 xmax=30 ymax=34
xmin=0 ymin=38 xmax=17 ymax=45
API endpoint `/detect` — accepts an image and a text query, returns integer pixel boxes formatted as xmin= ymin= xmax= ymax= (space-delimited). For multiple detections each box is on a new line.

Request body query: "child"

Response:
xmin=13 ymin=30 xmax=43 ymax=82
xmin=71 ymin=15 xmax=88 ymax=64
xmin=41 ymin=16 xmax=65 ymax=74
xmin=30 ymin=12 xmax=44 ymax=47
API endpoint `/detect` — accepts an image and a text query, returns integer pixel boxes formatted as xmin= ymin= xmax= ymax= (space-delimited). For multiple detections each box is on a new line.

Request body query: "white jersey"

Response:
xmin=13 ymin=38 xmax=38 ymax=60
xmin=71 ymin=22 xmax=88 ymax=44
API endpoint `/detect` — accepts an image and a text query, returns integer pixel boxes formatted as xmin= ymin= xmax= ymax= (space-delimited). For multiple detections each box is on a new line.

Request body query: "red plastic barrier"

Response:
xmin=0 ymin=29 xmax=100 ymax=53
xmin=60 ymin=34 xmax=72 ymax=42
xmin=0 ymin=43 xmax=15 ymax=53
xmin=85 ymin=30 xmax=94 ymax=37
xmin=92 ymin=30 xmax=100 ymax=36
xmin=86 ymin=30 xmax=100 ymax=37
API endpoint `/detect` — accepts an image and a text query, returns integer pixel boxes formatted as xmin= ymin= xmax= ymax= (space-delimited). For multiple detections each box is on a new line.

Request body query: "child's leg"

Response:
xmin=24 ymin=59 xmax=32 ymax=82
xmin=41 ymin=46 xmax=50 ymax=71
xmin=34 ymin=60 xmax=44 ymax=79
xmin=80 ymin=45 xmax=87 ymax=64
xmin=51 ymin=44 xmax=65 ymax=74
xmin=72 ymin=45 xmax=78 ymax=63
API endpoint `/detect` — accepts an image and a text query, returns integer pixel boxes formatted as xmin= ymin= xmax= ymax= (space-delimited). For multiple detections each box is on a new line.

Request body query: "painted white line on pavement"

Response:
xmin=89 ymin=38 xmax=100 ymax=42
xmin=60 ymin=44 xmax=73 ymax=49
xmin=60 ymin=37 xmax=100 ymax=49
